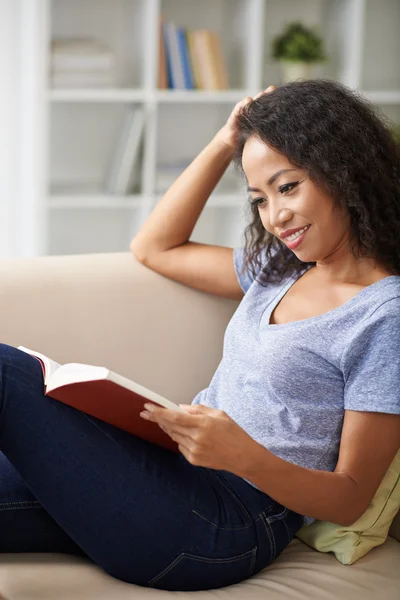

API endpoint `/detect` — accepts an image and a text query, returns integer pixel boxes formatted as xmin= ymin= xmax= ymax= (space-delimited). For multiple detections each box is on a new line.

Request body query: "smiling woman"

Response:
xmin=0 ymin=80 xmax=399 ymax=594
xmin=233 ymin=79 xmax=400 ymax=286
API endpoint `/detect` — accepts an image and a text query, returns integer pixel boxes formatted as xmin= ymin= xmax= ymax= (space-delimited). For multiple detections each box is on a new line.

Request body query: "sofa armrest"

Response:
xmin=0 ymin=252 xmax=239 ymax=405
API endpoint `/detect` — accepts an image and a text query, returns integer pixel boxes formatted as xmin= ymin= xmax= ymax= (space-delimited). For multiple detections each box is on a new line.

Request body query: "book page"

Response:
xmin=18 ymin=346 xmax=61 ymax=385
xmin=46 ymin=363 xmax=109 ymax=393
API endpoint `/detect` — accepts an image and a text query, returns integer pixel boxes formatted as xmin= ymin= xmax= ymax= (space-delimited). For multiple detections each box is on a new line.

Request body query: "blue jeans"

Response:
xmin=0 ymin=343 xmax=304 ymax=591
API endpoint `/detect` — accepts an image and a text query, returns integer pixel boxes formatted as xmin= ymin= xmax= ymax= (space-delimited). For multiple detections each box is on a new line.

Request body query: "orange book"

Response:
xmin=186 ymin=30 xmax=201 ymax=89
xmin=201 ymin=30 xmax=220 ymax=90
xmin=209 ymin=31 xmax=228 ymax=90
xmin=18 ymin=345 xmax=181 ymax=453
xmin=158 ymin=18 xmax=169 ymax=89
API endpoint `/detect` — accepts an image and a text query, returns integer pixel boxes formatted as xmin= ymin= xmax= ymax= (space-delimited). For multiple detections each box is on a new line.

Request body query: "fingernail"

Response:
xmin=143 ymin=403 xmax=153 ymax=411
xmin=140 ymin=411 xmax=150 ymax=420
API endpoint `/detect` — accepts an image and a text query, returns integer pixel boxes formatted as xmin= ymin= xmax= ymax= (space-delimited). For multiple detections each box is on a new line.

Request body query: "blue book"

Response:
xmin=163 ymin=22 xmax=185 ymax=89
xmin=176 ymin=27 xmax=195 ymax=89
xmin=163 ymin=22 xmax=174 ymax=88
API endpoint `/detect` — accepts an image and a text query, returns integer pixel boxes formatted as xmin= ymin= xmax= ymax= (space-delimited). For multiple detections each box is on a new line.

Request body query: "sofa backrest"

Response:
xmin=0 ymin=252 xmax=238 ymax=406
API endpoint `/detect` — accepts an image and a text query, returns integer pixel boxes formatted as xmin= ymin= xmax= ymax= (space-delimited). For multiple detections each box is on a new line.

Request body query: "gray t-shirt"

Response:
xmin=191 ymin=248 xmax=400 ymax=525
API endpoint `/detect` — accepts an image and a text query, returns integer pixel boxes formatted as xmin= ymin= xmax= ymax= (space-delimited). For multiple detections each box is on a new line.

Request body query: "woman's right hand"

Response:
xmin=214 ymin=85 xmax=277 ymax=150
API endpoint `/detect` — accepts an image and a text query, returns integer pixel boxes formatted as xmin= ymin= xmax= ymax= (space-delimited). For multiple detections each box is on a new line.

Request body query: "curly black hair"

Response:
xmin=233 ymin=79 xmax=400 ymax=285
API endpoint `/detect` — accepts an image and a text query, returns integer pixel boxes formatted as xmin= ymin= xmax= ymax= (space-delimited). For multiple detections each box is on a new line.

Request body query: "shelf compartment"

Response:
xmin=49 ymin=102 xmax=145 ymax=196
xmin=159 ymin=0 xmax=261 ymax=90
xmin=51 ymin=0 xmax=147 ymax=89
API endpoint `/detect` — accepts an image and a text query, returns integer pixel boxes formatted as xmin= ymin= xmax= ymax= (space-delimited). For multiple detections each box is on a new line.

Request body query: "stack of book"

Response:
xmin=51 ymin=38 xmax=116 ymax=88
xmin=159 ymin=21 xmax=229 ymax=90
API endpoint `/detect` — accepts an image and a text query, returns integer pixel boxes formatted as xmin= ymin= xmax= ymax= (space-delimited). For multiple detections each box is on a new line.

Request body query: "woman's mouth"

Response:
xmin=284 ymin=225 xmax=311 ymax=249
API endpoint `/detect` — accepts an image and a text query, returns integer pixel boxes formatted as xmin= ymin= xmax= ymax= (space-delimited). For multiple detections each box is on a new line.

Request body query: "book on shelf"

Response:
xmin=159 ymin=20 xmax=228 ymax=91
xmin=51 ymin=72 xmax=116 ymax=88
xmin=51 ymin=38 xmax=116 ymax=88
xmin=158 ymin=19 xmax=169 ymax=89
xmin=186 ymin=31 xmax=201 ymax=89
xmin=190 ymin=30 xmax=228 ymax=90
xmin=18 ymin=346 xmax=182 ymax=453
xmin=209 ymin=31 xmax=228 ymax=89
xmin=176 ymin=27 xmax=195 ymax=89
xmin=105 ymin=106 xmax=145 ymax=195
xmin=163 ymin=21 xmax=186 ymax=89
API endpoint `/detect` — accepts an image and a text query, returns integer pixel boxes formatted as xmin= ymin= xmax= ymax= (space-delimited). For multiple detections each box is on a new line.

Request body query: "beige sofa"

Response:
xmin=0 ymin=251 xmax=398 ymax=600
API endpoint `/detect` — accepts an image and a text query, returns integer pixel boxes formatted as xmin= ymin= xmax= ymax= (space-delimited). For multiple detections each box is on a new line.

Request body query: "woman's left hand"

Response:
xmin=140 ymin=403 xmax=256 ymax=472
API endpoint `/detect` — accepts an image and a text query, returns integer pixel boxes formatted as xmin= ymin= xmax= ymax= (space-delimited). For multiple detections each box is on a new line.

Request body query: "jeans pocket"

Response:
xmin=192 ymin=471 xmax=252 ymax=531
xmin=148 ymin=547 xmax=257 ymax=591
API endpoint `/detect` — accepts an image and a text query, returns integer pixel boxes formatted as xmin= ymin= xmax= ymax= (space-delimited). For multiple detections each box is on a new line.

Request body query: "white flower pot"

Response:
xmin=280 ymin=61 xmax=314 ymax=83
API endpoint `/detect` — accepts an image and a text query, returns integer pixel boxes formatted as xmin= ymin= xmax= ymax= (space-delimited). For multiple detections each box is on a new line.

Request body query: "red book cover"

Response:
xmin=18 ymin=346 xmax=180 ymax=453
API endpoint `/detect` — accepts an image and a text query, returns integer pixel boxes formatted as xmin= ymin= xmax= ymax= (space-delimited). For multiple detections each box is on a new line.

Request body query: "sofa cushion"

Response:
xmin=296 ymin=449 xmax=400 ymax=564
xmin=0 ymin=538 xmax=398 ymax=600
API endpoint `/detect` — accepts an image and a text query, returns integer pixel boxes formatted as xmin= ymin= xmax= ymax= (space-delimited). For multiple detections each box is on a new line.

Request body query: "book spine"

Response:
xmin=210 ymin=32 xmax=228 ymax=90
xmin=204 ymin=31 xmax=220 ymax=90
xmin=186 ymin=30 xmax=201 ymax=89
xmin=162 ymin=22 xmax=173 ymax=88
xmin=163 ymin=22 xmax=185 ymax=90
xmin=158 ymin=18 xmax=169 ymax=89
xmin=193 ymin=31 xmax=214 ymax=91
xmin=176 ymin=27 xmax=194 ymax=89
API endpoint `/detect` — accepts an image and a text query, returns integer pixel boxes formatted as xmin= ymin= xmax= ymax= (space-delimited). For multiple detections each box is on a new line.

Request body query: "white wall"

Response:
xmin=0 ymin=1 xmax=20 ymax=257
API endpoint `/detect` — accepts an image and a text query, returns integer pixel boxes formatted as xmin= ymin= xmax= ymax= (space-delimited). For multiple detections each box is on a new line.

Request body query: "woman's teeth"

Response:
xmin=286 ymin=225 xmax=310 ymax=242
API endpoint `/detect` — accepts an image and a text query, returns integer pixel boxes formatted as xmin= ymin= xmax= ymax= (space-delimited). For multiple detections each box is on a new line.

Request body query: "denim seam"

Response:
xmin=282 ymin=517 xmax=291 ymax=545
xmin=259 ymin=512 xmax=276 ymax=560
xmin=191 ymin=509 xmax=252 ymax=531
xmin=0 ymin=500 xmax=42 ymax=511
xmin=148 ymin=547 xmax=257 ymax=587
xmin=214 ymin=473 xmax=252 ymax=523
xmin=264 ymin=506 xmax=289 ymax=523
xmin=248 ymin=545 xmax=257 ymax=577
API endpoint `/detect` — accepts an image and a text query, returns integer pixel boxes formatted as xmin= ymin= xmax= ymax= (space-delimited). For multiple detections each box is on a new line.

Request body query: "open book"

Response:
xmin=18 ymin=346 xmax=182 ymax=453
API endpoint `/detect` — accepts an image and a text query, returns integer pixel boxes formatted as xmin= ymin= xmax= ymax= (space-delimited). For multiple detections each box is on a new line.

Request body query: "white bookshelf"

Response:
xmin=15 ymin=0 xmax=400 ymax=256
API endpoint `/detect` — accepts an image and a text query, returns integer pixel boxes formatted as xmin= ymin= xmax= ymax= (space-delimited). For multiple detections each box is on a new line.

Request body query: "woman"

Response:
xmin=1 ymin=80 xmax=400 ymax=591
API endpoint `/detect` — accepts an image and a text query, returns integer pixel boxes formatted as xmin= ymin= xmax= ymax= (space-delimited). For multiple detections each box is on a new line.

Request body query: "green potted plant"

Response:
xmin=272 ymin=21 xmax=327 ymax=83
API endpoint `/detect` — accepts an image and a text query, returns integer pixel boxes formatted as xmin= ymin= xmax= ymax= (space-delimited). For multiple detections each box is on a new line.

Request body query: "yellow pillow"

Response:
xmin=295 ymin=450 xmax=400 ymax=565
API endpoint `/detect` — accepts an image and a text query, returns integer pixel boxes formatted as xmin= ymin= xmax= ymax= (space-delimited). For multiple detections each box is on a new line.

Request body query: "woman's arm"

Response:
xmin=130 ymin=134 xmax=234 ymax=261
xmin=141 ymin=404 xmax=400 ymax=527
xmin=238 ymin=410 xmax=400 ymax=526
xmin=130 ymin=88 xmax=275 ymax=261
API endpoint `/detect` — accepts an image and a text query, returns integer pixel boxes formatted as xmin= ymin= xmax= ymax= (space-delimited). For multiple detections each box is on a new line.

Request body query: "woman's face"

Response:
xmin=242 ymin=135 xmax=351 ymax=263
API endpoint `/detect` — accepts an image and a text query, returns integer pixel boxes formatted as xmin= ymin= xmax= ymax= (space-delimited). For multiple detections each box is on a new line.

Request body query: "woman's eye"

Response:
xmin=279 ymin=182 xmax=298 ymax=194
xmin=250 ymin=197 xmax=267 ymax=207
xmin=250 ymin=181 xmax=299 ymax=208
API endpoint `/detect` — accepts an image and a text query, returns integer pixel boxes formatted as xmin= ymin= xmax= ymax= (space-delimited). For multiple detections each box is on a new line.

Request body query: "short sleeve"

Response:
xmin=233 ymin=247 xmax=272 ymax=294
xmin=343 ymin=300 xmax=400 ymax=415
